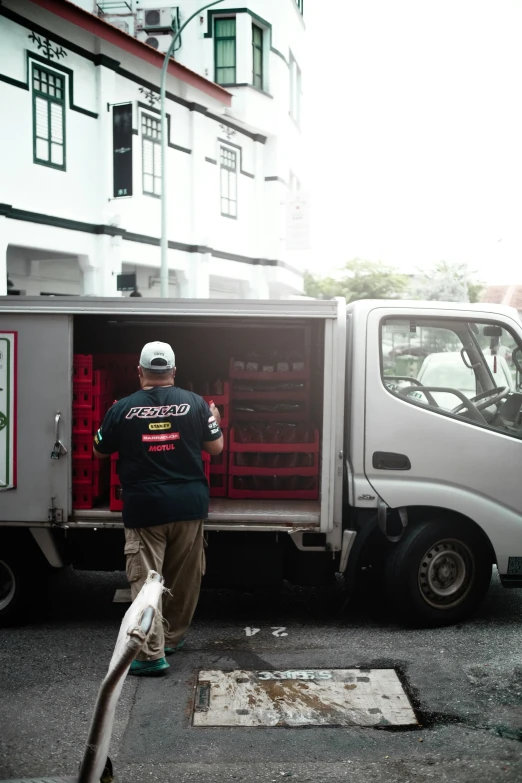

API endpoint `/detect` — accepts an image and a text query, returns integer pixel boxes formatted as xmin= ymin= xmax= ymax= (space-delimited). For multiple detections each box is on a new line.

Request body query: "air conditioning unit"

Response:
xmin=136 ymin=7 xmax=177 ymax=32
xmin=104 ymin=15 xmax=132 ymax=35
xmin=137 ymin=30 xmax=174 ymax=53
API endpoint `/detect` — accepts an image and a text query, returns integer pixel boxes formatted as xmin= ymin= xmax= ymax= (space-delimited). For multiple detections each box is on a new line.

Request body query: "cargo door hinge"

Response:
xmin=48 ymin=497 xmax=64 ymax=525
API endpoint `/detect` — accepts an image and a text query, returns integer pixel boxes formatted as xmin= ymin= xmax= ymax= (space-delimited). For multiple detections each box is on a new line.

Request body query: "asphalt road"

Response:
xmin=1 ymin=568 xmax=522 ymax=782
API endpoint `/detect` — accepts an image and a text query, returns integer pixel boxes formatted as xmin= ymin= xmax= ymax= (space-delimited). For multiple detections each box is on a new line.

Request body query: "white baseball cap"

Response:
xmin=139 ymin=341 xmax=176 ymax=372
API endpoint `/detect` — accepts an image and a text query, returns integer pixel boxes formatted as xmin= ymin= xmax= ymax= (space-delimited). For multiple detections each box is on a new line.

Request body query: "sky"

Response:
xmin=303 ymin=1 xmax=522 ymax=285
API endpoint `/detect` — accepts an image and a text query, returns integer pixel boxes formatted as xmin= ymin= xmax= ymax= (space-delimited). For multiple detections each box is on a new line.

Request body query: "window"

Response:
xmin=381 ymin=317 xmax=522 ymax=437
xmin=252 ymin=23 xmax=263 ymax=89
xmin=289 ymin=53 xmax=302 ymax=125
xmin=142 ymin=114 xmax=161 ymax=197
xmin=32 ymin=65 xmax=65 ymax=170
xmin=215 ymin=18 xmax=236 ymax=85
xmin=220 ymin=146 xmax=237 ymax=218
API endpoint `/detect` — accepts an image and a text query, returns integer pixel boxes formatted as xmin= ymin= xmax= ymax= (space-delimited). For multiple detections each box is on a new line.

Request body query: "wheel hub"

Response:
xmin=418 ymin=540 xmax=473 ymax=609
xmin=0 ymin=559 xmax=16 ymax=612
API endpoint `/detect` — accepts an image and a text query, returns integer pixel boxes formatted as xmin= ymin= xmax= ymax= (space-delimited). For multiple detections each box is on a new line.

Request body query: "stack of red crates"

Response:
xmin=228 ymin=357 xmax=319 ymax=499
xmin=72 ymin=355 xmax=114 ymax=509
xmin=202 ymin=382 xmax=229 ymax=497
xmin=110 ymin=452 xmax=123 ymax=511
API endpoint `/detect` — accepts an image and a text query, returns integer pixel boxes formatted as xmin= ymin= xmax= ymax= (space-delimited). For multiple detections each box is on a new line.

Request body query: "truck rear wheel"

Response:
xmin=385 ymin=519 xmax=492 ymax=626
xmin=0 ymin=537 xmax=49 ymax=626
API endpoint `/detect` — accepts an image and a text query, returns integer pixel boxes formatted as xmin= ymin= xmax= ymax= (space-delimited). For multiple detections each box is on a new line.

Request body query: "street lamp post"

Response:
xmin=160 ymin=0 xmax=226 ymax=298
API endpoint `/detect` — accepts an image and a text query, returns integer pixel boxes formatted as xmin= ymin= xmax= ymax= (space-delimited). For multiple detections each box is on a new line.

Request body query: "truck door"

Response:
xmin=363 ymin=305 xmax=522 ymax=577
xmin=0 ymin=314 xmax=71 ymax=522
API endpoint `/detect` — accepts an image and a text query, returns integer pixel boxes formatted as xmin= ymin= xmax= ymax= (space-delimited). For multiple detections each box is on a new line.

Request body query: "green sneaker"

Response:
xmin=164 ymin=638 xmax=186 ymax=656
xmin=129 ymin=657 xmax=170 ymax=676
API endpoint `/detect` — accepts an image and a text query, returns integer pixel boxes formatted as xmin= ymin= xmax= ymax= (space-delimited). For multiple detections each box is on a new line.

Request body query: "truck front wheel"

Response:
xmin=385 ymin=519 xmax=492 ymax=626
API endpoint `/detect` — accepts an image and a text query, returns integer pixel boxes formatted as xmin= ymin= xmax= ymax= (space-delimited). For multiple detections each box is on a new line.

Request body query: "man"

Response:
xmin=93 ymin=341 xmax=223 ymax=676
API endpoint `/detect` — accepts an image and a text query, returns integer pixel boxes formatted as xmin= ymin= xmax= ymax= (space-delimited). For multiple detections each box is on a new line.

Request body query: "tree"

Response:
xmin=410 ymin=262 xmax=484 ymax=303
xmin=303 ymin=259 xmax=409 ymax=303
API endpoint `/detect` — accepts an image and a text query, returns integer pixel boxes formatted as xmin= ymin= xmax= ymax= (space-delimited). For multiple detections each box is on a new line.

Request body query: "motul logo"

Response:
xmin=149 ymin=443 xmax=176 ymax=452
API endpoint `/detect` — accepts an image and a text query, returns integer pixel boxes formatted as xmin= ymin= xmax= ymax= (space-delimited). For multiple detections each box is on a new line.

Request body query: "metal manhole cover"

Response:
xmin=192 ymin=669 xmax=418 ymax=727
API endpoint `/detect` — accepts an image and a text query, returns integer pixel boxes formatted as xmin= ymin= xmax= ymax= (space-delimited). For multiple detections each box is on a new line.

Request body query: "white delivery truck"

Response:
xmin=1 ymin=296 xmax=522 ymax=627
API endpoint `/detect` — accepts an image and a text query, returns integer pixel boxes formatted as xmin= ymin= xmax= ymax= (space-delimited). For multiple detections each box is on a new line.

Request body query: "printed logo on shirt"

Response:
xmin=149 ymin=422 xmax=172 ymax=431
xmin=208 ymin=419 xmax=220 ymax=436
xmin=142 ymin=433 xmax=180 ymax=443
xmin=149 ymin=443 xmax=177 ymax=452
xmin=126 ymin=404 xmax=191 ymax=420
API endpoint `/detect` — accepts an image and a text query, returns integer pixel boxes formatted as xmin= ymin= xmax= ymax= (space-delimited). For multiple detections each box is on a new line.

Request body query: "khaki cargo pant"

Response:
xmin=124 ymin=520 xmax=205 ymax=661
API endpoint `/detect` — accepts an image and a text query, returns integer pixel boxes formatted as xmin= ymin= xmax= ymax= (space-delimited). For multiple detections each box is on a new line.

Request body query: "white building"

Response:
xmin=0 ymin=0 xmax=306 ymax=298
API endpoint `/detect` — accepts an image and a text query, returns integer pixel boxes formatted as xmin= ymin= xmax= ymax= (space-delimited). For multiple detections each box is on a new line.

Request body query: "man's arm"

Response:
xmin=201 ymin=401 xmax=224 ymax=456
xmin=93 ymin=405 xmax=119 ymax=458
xmin=203 ymin=435 xmax=224 ymax=456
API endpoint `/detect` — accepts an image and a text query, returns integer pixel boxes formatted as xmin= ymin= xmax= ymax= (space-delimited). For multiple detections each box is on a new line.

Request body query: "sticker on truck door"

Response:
xmin=0 ymin=333 xmax=17 ymax=489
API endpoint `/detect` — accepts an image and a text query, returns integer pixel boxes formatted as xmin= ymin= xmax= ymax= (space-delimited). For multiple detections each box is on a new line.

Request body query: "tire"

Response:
xmin=0 ymin=541 xmax=48 ymax=626
xmin=385 ymin=519 xmax=492 ymax=627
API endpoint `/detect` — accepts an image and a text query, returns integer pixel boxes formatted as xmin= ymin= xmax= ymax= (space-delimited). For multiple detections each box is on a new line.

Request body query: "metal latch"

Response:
xmin=48 ymin=496 xmax=64 ymax=524
xmin=51 ymin=411 xmax=68 ymax=460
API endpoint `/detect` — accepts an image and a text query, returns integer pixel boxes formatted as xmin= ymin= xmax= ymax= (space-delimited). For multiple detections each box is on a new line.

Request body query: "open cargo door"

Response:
xmin=0 ymin=313 xmax=71 ymax=522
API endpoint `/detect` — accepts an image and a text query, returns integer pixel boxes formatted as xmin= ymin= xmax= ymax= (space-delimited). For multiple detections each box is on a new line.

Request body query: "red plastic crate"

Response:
xmin=229 ymin=452 xmax=319 ymax=477
xmin=72 ymin=484 xmax=93 ymax=509
xmin=93 ymin=394 xmax=113 ymax=419
xmin=110 ymin=483 xmax=123 ymax=512
xmin=229 ymin=358 xmax=309 ymax=382
xmin=228 ymin=476 xmax=318 ymax=500
xmin=92 ymin=461 xmax=108 ymax=497
xmin=72 ymin=409 xmax=94 ymax=435
xmin=72 ymin=459 xmax=94 ymax=484
xmin=210 ymin=473 xmax=227 ymax=497
xmin=230 ymin=428 xmax=319 ymax=453
xmin=93 ymin=370 xmax=113 ymax=396
xmin=73 ymin=383 xmax=94 ymax=410
xmin=203 ymin=382 xmax=230 ymax=406
xmin=73 ymin=355 xmax=93 ymax=383
xmin=232 ymin=389 xmax=308 ymax=402
xmin=110 ymin=452 xmax=119 ymax=485
xmin=232 ymin=407 xmax=309 ymax=422
xmin=72 ymin=434 xmax=93 ymax=460
xmin=202 ymin=451 xmax=210 ymax=484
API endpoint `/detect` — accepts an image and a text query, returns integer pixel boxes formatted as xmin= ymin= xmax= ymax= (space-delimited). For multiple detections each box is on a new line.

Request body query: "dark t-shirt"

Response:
xmin=93 ymin=386 xmax=222 ymax=528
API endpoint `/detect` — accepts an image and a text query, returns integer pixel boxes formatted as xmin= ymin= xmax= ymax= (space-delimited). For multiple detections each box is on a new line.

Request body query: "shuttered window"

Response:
xmin=32 ymin=65 xmax=65 ymax=170
xmin=142 ymin=114 xmax=162 ymax=197
xmin=215 ymin=18 xmax=236 ymax=85
xmin=220 ymin=146 xmax=237 ymax=218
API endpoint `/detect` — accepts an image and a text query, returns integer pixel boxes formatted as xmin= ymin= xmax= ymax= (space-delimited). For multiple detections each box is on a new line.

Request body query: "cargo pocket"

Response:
xmin=124 ymin=539 xmax=141 ymax=583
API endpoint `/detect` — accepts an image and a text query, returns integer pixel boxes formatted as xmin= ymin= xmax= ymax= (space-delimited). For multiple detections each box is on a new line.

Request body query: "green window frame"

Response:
xmin=252 ymin=23 xmax=263 ymax=89
xmin=295 ymin=0 xmax=304 ymax=14
xmin=215 ymin=17 xmax=236 ymax=85
xmin=142 ymin=114 xmax=162 ymax=197
xmin=32 ymin=64 xmax=66 ymax=170
xmin=220 ymin=146 xmax=237 ymax=219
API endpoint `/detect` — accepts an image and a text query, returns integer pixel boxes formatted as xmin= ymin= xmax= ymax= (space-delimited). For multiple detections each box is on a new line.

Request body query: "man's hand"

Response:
xmin=209 ymin=402 xmax=221 ymax=425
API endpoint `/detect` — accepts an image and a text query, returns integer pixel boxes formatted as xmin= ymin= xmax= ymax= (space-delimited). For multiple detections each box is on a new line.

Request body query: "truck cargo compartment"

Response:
xmin=71 ymin=313 xmax=328 ymax=528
